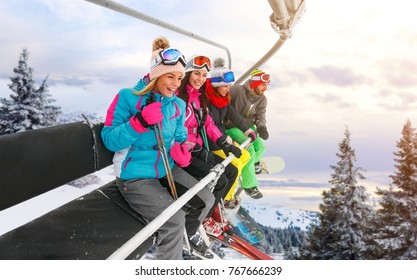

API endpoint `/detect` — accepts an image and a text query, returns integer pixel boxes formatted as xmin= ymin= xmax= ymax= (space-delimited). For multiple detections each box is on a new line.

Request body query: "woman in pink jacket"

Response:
xmin=177 ymin=55 xmax=241 ymax=242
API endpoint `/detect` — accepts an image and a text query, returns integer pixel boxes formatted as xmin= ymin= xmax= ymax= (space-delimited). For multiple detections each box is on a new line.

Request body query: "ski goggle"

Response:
xmin=150 ymin=48 xmax=186 ymax=69
xmin=251 ymin=73 xmax=270 ymax=83
xmin=186 ymin=56 xmax=212 ymax=72
xmin=210 ymin=71 xmax=235 ymax=84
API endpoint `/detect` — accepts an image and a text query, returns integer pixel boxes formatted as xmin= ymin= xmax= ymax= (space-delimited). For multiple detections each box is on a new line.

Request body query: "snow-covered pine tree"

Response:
xmin=0 ymin=48 xmax=61 ymax=135
xmin=298 ymin=127 xmax=372 ymax=259
xmin=365 ymin=119 xmax=417 ymax=259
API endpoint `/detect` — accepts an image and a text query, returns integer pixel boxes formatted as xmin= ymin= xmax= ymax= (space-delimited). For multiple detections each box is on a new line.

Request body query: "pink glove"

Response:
xmin=170 ymin=142 xmax=192 ymax=167
xmin=131 ymin=102 xmax=163 ymax=133
xmin=134 ymin=102 xmax=163 ymax=128
xmin=141 ymin=102 xmax=163 ymax=125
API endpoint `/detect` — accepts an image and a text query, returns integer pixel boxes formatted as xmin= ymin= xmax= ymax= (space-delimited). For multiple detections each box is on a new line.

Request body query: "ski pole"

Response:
xmin=154 ymin=123 xmax=178 ymax=198
xmin=153 ymin=122 xmax=193 ymax=252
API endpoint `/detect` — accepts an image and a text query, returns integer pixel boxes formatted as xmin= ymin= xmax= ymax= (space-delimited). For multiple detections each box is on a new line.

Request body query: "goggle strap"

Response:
xmin=251 ymin=74 xmax=270 ymax=83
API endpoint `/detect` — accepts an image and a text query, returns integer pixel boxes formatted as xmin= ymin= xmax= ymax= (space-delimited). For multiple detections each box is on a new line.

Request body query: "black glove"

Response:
xmin=191 ymin=143 xmax=215 ymax=166
xmin=258 ymin=126 xmax=269 ymax=140
xmin=216 ymin=137 xmax=242 ymax=158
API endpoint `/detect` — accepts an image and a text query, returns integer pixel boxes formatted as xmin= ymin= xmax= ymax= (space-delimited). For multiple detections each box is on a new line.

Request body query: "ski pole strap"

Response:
xmin=201 ymin=127 xmax=210 ymax=151
xmin=191 ymin=101 xmax=210 ymax=150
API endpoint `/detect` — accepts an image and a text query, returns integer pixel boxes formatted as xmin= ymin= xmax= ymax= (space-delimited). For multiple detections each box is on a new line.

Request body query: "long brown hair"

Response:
xmin=177 ymin=71 xmax=209 ymax=114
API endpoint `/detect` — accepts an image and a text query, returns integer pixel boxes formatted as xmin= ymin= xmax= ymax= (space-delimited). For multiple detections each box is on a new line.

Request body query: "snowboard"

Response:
xmin=225 ymin=204 xmax=265 ymax=244
xmin=257 ymin=156 xmax=285 ymax=174
xmin=222 ymin=156 xmax=285 ymax=244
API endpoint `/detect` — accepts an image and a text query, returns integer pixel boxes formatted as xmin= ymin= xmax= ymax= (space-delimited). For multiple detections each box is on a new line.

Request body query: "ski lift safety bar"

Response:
xmin=107 ymin=138 xmax=251 ymax=260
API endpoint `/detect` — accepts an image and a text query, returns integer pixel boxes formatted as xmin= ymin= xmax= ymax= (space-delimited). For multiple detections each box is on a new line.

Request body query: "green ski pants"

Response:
xmin=225 ymin=127 xmax=266 ymax=189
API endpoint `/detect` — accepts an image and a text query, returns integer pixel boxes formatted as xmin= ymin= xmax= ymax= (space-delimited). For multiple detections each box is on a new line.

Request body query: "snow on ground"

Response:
xmin=241 ymin=201 xmax=318 ymax=231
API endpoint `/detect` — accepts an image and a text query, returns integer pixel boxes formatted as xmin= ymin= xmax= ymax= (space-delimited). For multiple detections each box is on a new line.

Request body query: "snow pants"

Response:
xmin=116 ymin=165 xmax=214 ymax=260
xmin=226 ymin=127 xmax=266 ymax=189
xmin=183 ymin=152 xmax=238 ymax=217
xmin=212 ymin=147 xmax=250 ymax=200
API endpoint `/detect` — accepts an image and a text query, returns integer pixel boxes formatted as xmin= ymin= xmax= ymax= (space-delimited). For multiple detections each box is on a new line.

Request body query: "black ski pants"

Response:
xmin=182 ymin=152 xmax=238 ymax=219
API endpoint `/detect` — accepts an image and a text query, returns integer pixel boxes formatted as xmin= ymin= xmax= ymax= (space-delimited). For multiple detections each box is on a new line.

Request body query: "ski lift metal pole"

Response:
xmin=107 ymin=138 xmax=251 ymax=260
xmin=84 ymin=0 xmax=232 ymax=69
xmin=234 ymin=0 xmax=306 ymax=84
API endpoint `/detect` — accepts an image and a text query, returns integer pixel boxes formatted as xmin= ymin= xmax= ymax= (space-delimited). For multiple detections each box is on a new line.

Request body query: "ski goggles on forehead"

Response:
xmin=251 ymin=73 xmax=270 ymax=83
xmin=150 ymin=48 xmax=186 ymax=69
xmin=187 ymin=56 xmax=212 ymax=71
xmin=210 ymin=71 xmax=235 ymax=84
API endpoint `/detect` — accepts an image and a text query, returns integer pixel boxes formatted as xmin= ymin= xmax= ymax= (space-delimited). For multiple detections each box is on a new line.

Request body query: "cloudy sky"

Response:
xmin=1 ymin=0 xmax=417 ymax=210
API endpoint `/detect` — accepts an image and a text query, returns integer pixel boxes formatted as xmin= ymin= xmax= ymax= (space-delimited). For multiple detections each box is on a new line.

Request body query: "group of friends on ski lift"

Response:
xmin=101 ymin=37 xmax=271 ymax=259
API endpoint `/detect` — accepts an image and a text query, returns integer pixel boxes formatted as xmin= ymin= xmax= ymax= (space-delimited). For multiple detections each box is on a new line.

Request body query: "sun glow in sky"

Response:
xmin=1 ymin=0 xmax=417 ymax=211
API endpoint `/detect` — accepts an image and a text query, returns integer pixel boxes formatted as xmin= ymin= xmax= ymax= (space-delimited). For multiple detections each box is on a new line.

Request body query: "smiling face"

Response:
xmin=216 ymin=85 xmax=230 ymax=97
xmin=154 ymin=71 xmax=184 ymax=97
xmin=188 ymin=69 xmax=208 ymax=90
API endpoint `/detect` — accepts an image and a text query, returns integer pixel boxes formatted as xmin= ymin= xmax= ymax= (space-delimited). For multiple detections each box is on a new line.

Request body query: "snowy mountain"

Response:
xmin=241 ymin=201 xmax=318 ymax=231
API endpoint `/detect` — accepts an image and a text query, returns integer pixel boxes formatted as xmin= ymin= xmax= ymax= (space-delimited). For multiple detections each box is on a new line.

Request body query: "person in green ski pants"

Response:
xmin=225 ymin=69 xmax=270 ymax=199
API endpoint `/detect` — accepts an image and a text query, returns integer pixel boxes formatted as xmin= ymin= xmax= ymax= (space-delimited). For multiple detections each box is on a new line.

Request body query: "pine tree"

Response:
xmin=366 ymin=120 xmax=417 ymax=259
xmin=0 ymin=48 xmax=61 ymax=135
xmin=299 ymin=127 xmax=372 ymax=259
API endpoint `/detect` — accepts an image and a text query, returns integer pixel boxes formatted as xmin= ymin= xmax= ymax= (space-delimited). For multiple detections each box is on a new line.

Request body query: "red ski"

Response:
xmin=229 ymin=234 xmax=274 ymax=260
xmin=211 ymin=232 xmax=274 ymax=260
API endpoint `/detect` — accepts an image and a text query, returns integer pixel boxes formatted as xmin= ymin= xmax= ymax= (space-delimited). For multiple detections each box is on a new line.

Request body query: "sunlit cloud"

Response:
xmin=379 ymin=58 xmax=417 ymax=88
xmin=308 ymin=92 xmax=356 ymax=108
xmin=309 ymin=65 xmax=366 ymax=87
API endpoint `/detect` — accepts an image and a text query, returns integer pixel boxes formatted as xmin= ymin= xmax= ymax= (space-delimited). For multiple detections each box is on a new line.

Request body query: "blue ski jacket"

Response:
xmin=101 ymin=78 xmax=188 ymax=180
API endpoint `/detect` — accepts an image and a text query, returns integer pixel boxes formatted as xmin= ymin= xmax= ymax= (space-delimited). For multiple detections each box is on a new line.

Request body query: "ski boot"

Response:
xmin=188 ymin=232 xmax=213 ymax=259
xmin=224 ymin=196 xmax=241 ymax=209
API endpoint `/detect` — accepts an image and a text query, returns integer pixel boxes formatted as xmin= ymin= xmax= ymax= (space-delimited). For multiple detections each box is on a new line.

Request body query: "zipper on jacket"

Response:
xmin=154 ymin=150 xmax=161 ymax=179
xmin=123 ymin=146 xmax=135 ymax=169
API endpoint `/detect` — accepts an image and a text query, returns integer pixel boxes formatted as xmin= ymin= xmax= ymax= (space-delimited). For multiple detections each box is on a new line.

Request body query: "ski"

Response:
xmin=209 ymin=232 xmax=273 ymax=260
xmin=230 ymin=234 xmax=273 ymax=260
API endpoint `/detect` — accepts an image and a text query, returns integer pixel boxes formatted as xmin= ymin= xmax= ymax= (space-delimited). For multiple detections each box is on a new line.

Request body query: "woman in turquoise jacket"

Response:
xmin=101 ymin=37 xmax=214 ymax=260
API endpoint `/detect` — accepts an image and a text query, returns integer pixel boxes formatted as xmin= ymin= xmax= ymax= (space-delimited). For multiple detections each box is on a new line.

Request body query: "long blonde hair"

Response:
xmin=134 ymin=79 xmax=157 ymax=96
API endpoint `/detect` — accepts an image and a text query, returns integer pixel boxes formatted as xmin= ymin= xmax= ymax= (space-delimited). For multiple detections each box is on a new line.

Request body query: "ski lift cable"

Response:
xmin=84 ymin=0 xmax=232 ymax=69
xmin=107 ymin=137 xmax=251 ymax=260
